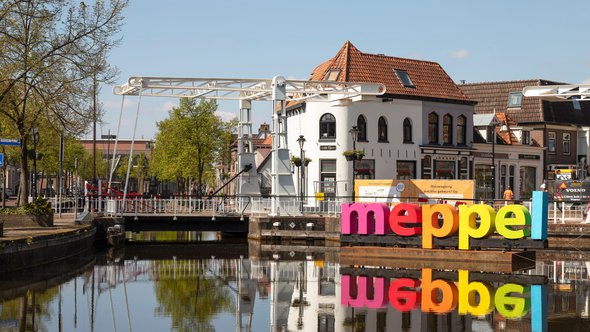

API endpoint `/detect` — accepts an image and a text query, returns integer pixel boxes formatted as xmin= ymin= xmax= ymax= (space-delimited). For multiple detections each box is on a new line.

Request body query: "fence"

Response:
xmin=52 ymin=195 xmax=590 ymax=224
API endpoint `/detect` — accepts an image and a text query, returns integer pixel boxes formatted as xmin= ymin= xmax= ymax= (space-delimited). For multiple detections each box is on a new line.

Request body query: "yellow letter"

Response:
xmin=458 ymin=270 xmax=495 ymax=316
xmin=458 ymin=204 xmax=496 ymax=250
xmin=496 ymin=205 xmax=531 ymax=239
xmin=495 ymin=284 xmax=529 ymax=319
xmin=421 ymin=204 xmax=459 ymax=249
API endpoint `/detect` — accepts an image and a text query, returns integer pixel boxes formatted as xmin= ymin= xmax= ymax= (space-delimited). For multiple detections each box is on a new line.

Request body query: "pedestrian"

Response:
xmin=503 ymin=186 xmax=514 ymax=201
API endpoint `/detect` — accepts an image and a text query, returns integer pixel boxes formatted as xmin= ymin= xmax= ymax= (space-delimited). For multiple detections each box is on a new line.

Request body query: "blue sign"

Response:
xmin=0 ymin=139 xmax=20 ymax=146
xmin=0 ymin=153 xmax=3 ymax=166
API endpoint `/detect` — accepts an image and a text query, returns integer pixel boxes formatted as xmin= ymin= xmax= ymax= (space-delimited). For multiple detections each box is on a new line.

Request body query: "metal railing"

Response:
xmin=77 ymin=195 xmax=590 ymax=224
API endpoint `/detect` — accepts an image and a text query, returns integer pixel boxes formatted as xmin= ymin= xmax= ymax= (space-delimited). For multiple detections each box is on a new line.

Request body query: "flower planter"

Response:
xmin=293 ymin=160 xmax=302 ymax=167
xmin=344 ymin=154 xmax=356 ymax=161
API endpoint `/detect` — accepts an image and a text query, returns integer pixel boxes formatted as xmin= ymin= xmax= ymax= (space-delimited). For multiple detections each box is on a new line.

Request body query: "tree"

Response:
xmin=0 ymin=0 xmax=128 ymax=205
xmin=150 ymin=99 xmax=233 ymax=196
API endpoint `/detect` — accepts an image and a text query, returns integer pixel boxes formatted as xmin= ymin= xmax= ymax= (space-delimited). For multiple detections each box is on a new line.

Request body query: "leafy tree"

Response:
xmin=115 ymin=152 xmax=149 ymax=192
xmin=151 ymin=99 xmax=234 ymax=196
xmin=0 ymin=0 xmax=128 ymax=205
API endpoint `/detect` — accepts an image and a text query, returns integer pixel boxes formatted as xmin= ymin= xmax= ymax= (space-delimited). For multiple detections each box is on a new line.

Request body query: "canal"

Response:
xmin=0 ymin=232 xmax=589 ymax=331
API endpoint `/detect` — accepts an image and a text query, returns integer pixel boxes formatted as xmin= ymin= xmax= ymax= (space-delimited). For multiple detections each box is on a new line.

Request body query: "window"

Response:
xmin=459 ymin=157 xmax=469 ymax=179
xmin=395 ymin=69 xmax=415 ymax=88
xmin=422 ymin=155 xmax=432 ymax=179
xmin=323 ymin=69 xmax=340 ymax=81
xmin=548 ymin=131 xmax=556 ymax=153
xmin=563 ymin=133 xmax=571 ymax=154
xmin=357 ymin=115 xmax=367 ymax=141
xmin=443 ymin=114 xmax=453 ymax=144
xmin=320 ymin=159 xmax=336 ymax=198
xmin=486 ymin=125 xmax=496 ymax=143
xmin=507 ymin=92 xmax=523 ymax=107
xmin=378 ymin=116 xmax=388 ymax=142
xmin=319 ymin=113 xmax=336 ymax=139
xmin=403 ymin=118 xmax=412 ymax=143
xmin=573 ymin=97 xmax=581 ymax=111
xmin=434 ymin=160 xmax=455 ymax=179
xmin=428 ymin=112 xmax=439 ymax=144
xmin=355 ymin=159 xmax=375 ymax=179
xmin=456 ymin=115 xmax=466 ymax=145
xmin=397 ymin=161 xmax=416 ymax=180
xmin=522 ymin=130 xmax=531 ymax=145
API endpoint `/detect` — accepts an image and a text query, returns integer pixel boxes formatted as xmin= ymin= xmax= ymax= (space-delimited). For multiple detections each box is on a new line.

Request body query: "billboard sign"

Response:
xmin=553 ymin=180 xmax=590 ymax=202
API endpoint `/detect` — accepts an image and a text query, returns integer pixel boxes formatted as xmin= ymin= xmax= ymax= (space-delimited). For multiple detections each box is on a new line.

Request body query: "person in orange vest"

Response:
xmin=503 ymin=186 xmax=514 ymax=201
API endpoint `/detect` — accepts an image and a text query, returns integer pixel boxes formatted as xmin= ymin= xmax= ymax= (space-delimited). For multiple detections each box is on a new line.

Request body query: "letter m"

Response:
xmin=341 ymin=203 xmax=390 ymax=235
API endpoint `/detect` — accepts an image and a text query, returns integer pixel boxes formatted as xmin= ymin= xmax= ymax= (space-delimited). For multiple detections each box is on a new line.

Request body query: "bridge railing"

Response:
xmin=84 ymin=195 xmax=590 ymax=223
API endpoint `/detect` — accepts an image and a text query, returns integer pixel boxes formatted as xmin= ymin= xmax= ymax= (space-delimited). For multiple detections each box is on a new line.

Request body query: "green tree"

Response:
xmin=151 ymin=99 xmax=233 ymax=196
xmin=0 ymin=0 xmax=128 ymax=205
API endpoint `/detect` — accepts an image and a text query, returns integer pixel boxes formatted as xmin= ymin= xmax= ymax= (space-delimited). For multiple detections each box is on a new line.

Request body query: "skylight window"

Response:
xmin=507 ymin=92 xmax=522 ymax=107
xmin=323 ymin=69 xmax=340 ymax=81
xmin=572 ymin=97 xmax=581 ymax=111
xmin=395 ymin=69 xmax=415 ymax=88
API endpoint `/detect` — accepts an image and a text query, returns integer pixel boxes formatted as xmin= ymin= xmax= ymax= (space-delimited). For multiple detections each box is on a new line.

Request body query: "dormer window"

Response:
xmin=323 ymin=69 xmax=341 ymax=81
xmin=521 ymin=130 xmax=531 ymax=145
xmin=395 ymin=69 xmax=415 ymax=88
xmin=507 ymin=92 xmax=522 ymax=107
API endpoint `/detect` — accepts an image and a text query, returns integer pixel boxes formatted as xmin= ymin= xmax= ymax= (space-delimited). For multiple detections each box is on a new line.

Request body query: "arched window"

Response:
xmin=378 ymin=116 xmax=388 ymax=142
xmin=428 ymin=112 xmax=439 ymax=144
xmin=443 ymin=114 xmax=453 ymax=144
xmin=357 ymin=115 xmax=367 ymax=141
xmin=319 ymin=113 xmax=336 ymax=139
xmin=403 ymin=118 xmax=412 ymax=143
xmin=457 ymin=115 xmax=466 ymax=145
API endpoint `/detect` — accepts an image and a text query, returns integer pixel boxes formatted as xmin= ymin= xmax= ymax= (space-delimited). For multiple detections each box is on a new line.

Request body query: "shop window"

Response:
xmin=378 ymin=116 xmax=388 ymax=142
xmin=459 ymin=157 xmax=469 ymax=179
xmin=475 ymin=164 xmax=493 ymax=200
xmin=355 ymin=159 xmax=375 ymax=179
xmin=434 ymin=160 xmax=455 ymax=179
xmin=457 ymin=115 xmax=466 ymax=145
xmin=501 ymin=165 xmax=507 ymax=193
xmin=428 ymin=113 xmax=438 ymax=144
xmin=357 ymin=115 xmax=367 ymax=141
xmin=422 ymin=156 xmax=432 ymax=179
xmin=319 ymin=113 xmax=336 ymax=140
xmin=520 ymin=166 xmax=536 ymax=199
xmin=320 ymin=159 xmax=336 ymax=199
xmin=397 ymin=160 xmax=416 ymax=180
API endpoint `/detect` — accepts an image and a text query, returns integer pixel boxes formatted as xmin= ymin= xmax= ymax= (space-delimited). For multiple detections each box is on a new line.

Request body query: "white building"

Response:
xmin=286 ymin=41 xmax=475 ymax=201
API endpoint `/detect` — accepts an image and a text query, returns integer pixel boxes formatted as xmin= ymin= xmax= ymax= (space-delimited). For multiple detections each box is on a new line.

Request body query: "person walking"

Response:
xmin=503 ymin=186 xmax=514 ymax=201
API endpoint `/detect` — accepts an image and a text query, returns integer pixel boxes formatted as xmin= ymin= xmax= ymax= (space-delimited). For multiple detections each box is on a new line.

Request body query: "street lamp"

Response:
xmin=489 ymin=118 xmax=499 ymax=200
xmin=32 ymin=127 xmax=39 ymax=198
xmin=349 ymin=126 xmax=360 ymax=202
xmin=297 ymin=135 xmax=306 ymax=211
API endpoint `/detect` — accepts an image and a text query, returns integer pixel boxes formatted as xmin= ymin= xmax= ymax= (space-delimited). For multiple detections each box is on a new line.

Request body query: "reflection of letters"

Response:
xmin=341 ymin=275 xmax=389 ymax=309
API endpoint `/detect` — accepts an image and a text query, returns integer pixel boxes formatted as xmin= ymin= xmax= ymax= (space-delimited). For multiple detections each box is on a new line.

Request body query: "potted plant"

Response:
xmin=343 ymin=150 xmax=364 ymax=161
xmin=304 ymin=158 xmax=312 ymax=166
xmin=290 ymin=156 xmax=302 ymax=167
xmin=343 ymin=150 xmax=356 ymax=161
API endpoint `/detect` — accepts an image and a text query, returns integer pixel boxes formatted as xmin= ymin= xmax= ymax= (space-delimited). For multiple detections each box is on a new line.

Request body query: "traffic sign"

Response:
xmin=0 ymin=139 xmax=20 ymax=146
xmin=0 ymin=153 xmax=3 ymax=166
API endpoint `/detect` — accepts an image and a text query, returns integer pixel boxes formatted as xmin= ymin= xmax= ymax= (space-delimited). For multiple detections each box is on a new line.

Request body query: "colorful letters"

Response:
xmin=341 ymin=191 xmax=548 ymax=250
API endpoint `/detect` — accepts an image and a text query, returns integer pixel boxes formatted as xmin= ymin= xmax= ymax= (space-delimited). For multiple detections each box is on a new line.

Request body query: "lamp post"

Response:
xmin=349 ymin=126 xmax=360 ymax=202
xmin=297 ymin=135 xmax=306 ymax=212
xmin=32 ymin=127 xmax=39 ymax=198
xmin=489 ymin=118 xmax=499 ymax=200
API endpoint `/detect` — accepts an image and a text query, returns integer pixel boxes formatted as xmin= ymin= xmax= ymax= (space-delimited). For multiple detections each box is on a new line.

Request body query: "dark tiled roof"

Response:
xmin=459 ymin=79 xmax=590 ymax=125
xmin=309 ymin=41 xmax=471 ymax=103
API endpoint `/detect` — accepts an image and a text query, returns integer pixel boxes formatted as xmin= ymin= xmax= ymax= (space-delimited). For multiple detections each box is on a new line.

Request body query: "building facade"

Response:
xmin=286 ymin=41 xmax=475 ymax=200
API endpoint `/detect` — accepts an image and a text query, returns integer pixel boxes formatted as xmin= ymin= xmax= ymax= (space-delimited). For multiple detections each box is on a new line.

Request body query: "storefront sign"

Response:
xmin=519 ymin=154 xmax=540 ymax=160
xmin=341 ymin=191 xmax=548 ymax=250
xmin=319 ymin=145 xmax=336 ymax=150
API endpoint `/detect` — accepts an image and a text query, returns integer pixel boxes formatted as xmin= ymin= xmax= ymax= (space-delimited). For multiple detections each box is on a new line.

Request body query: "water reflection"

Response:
xmin=1 ymin=243 xmax=590 ymax=331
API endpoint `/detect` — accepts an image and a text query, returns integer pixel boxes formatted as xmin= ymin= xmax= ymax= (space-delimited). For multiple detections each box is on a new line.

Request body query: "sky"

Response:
xmin=95 ymin=0 xmax=590 ymax=140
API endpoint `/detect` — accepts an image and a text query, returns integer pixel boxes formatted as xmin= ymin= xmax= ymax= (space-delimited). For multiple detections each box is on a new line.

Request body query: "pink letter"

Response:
xmin=341 ymin=203 xmax=390 ymax=235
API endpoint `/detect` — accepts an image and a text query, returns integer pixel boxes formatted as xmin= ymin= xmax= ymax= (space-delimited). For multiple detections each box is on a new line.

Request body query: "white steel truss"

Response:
xmin=113 ymin=76 xmax=385 ymax=216
xmin=522 ymin=84 xmax=590 ymax=101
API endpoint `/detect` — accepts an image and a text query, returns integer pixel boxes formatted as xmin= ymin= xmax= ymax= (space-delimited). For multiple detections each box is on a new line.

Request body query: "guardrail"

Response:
xmin=70 ymin=195 xmax=589 ymax=224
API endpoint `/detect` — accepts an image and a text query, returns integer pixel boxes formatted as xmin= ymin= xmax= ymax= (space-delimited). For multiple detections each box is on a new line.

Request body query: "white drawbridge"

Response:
xmin=112 ymin=76 xmax=385 ymax=215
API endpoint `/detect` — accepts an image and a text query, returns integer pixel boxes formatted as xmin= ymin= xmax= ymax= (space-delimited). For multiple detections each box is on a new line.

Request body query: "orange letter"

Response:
xmin=422 ymin=204 xmax=459 ymax=249
xmin=421 ymin=268 xmax=458 ymax=314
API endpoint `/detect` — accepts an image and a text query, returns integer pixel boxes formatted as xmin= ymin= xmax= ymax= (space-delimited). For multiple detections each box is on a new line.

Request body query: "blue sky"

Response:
xmin=97 ymin=0 xmax=590 ymax=139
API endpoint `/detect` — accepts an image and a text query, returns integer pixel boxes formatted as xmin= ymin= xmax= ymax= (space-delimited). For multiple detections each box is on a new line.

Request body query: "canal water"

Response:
xmin=1 ymin=232 xmax=589 ymax=331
